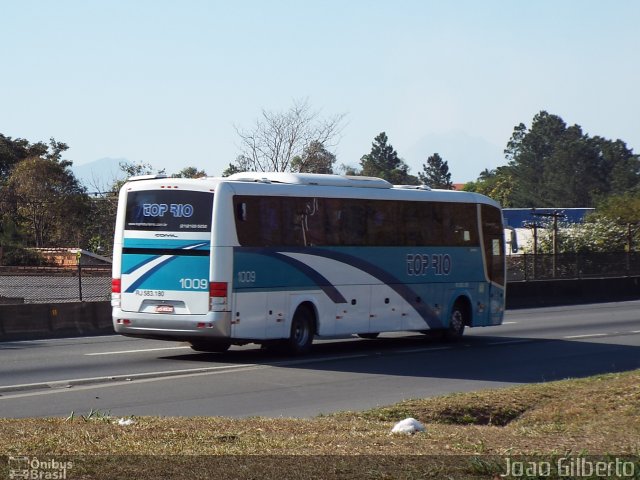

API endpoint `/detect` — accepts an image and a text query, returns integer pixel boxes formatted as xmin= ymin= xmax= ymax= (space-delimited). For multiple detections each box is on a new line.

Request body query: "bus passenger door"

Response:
xmin=481 ymin=205 xmax=506 ymax=325
xmin=486 ymin=234 xmax=506 ymax=325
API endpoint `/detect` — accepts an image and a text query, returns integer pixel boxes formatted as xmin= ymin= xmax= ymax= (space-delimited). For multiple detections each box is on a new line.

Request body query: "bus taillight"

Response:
xmin=209 ymin=281 xmax=227 ymax=310
xmin=111 ymin=278 xmax=122 ymax=307
xmin=210 ymin=282 xmax=227 ymax=297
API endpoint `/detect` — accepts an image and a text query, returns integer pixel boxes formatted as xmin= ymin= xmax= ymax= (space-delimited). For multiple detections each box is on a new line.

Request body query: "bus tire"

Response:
xmin=357 ymin=333 xmax=379 ymax=339
xmin=190 ymin=340 xmax=231 ymax=353
xmin=285 ymin=306 xmax=315 ymax=355
xmin=444 ymin=301 xmax=467 ymax=341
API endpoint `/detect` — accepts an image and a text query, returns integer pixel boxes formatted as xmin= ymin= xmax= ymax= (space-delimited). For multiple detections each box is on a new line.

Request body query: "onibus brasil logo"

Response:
xmin=8 ymin=456 xmax=73 ymax=479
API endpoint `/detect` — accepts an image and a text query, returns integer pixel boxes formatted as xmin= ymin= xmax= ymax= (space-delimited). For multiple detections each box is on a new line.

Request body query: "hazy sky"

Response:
xmin=2 ymin=0 xmax=638 ymax=182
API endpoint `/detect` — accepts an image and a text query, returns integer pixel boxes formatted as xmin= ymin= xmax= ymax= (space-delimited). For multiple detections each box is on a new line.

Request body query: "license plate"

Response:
xmin=155 ymin=305 xmax=174 ymax=313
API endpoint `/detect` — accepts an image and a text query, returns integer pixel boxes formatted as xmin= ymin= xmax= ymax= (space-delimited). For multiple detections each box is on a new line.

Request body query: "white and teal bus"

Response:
xmin=112 ymin=172 xmax=505 ymax=354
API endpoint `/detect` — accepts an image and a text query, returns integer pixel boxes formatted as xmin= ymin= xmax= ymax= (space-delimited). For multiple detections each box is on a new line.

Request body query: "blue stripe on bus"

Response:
xmin=292 ymin=248 xmax=443 ymax=329
xmin=122 ymin=242 xmax=209 ymax=275
xmin=123 ymin=255 xmax=160 ymax=275
xmin=123 ymin=238 xmax=210 ymax=249
xmin=124 ymin=255 xmax=181 ymax=293
xmin=266 ymin=252 xmax=347 ymax=304
xmin=234 ymin=247 xmax=444 ymax=329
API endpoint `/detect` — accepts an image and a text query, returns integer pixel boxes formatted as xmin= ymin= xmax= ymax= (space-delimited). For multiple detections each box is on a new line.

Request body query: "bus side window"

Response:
xmin=341 ymin=201 xmax=366 ymax=246
xmin=282 ymin=198 xmax=305 ymax=246
xmin=236 ymin=202 xmax=247 ymax=221
xmin=303 ymin=198 xmax=326 ymax=246
xmin=323 ymin=198 xmax=343 ymax=246
xmin=368 ymin=200 xmax=397 ymax=246
xmin=402 ymin=202 xmax=424 ymax=246
xmin=234 ymin=197 xmax=262 ymax=246
xmin=259 ymin=198 xmax=282 ymax=246
xmin=430 ymin=204 xmax=445 ymax=246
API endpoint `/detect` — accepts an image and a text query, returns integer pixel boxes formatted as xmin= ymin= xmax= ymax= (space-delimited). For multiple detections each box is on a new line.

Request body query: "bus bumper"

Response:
xmin=112 ymin=308 xmax=232 ymax=341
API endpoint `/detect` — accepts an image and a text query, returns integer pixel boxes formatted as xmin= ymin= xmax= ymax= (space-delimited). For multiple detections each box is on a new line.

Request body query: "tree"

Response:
xmin=107 ymin=160 xmax=164 ymax=194
xmin=1 ymin=134 xmax=29 ymax=179
xmin=338 ymin=163 xmax=360 ymax=176
xmin=222 ymin=155 xmax=254 ymax=177
xmin=118 ymin=160 xmax=159 ymax=178
xmin=0 ymin=135 xmax=95 ymax=252
xmin=463 ymin=167 xmax=515 ymax=207
xmin=6 ymin=157 xmax=88 ymax=247
xmin=233 ymin=98 xmax=345 ymax=172
xmin=290 ymin=141 xmax=336 ymax=174
xmin=593 ymin=191 xmax=640 ymax=225
xmin=504 ymin=111 xmax=640 ymax=208
xmin=595 ymin=137 xmax=640 ymax=193
xmin=360 ymin=132 xmax=419 ymax=184
xmin=519 ymin=191 xmax=640 ymax=254
xmin=418 ymin=153 xmax=453 ymax=189
xmin=505 ymin=111 xmax=568 ymax=206
xmin=172 ymin=166 xmax=207 ymax=178
xmin=0 ymin=135 xmax=64 ymax=179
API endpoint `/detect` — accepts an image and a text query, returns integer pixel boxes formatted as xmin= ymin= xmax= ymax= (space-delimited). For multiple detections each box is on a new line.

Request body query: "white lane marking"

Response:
xmin=564 ymin=333 xmax=607 ymax=339
xmin=0 ymin=344 xmax=469 ymax=399
xmin=631 ymin=330 xmax=640 ymax=334
xmin=390 ymin=345 xmax=456 ymax=355
xmin=400 ymin=346 xmax=453 ymax=354
xmin=486 ymin=339 xmax=532 ymax=346
xmin=502 ymin=321 xmax=518 ymax=324
xmin=0 ymin=363 xmax=259 ymax=395
xmin=0 ymin=335 xmax=118 ymax=346
xmin=0 ymin=364 xmax=269 ymax=400
xmin=85 ymin=346 xmax=191 ymax=356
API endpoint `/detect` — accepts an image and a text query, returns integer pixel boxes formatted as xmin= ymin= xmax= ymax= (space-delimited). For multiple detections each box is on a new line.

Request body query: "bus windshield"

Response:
xmin=125 ymin=190 xmax=213 ymax=232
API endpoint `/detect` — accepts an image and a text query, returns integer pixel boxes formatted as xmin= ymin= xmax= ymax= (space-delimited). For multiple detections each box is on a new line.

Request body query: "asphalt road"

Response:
xmin=1 ymin=301 xmax=639 ymax=418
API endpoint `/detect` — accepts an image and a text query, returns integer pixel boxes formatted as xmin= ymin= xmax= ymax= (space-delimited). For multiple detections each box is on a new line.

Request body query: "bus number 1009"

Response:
xmin=179 ymin=278 xmax=208 ymax=290
xmin=238 ymin=271 xmax=256 ymax=283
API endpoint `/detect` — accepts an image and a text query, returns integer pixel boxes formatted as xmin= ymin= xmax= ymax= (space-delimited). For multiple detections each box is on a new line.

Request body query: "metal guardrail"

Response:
xmin=1 ymin=253 xmax=639 ymax=304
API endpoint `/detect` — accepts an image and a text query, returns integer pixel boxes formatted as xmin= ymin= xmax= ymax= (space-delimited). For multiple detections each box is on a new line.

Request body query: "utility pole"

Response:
xmin=523 ymin=221 xmax=541 ymax=280
xmin=530 ymin=209 xmax=565 ymax=278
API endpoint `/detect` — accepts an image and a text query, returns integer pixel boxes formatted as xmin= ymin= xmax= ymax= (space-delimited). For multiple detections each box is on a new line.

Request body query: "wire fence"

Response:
xmin=1 ymin=253 xmax=640 ymax=304
xmin=507 ymin=252 xmax=640 ymax=282
xmin=0 ymin=265 xmax=111 ymax=304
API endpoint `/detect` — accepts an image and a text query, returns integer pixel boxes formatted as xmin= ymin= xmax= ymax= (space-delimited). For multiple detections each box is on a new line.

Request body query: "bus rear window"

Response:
xmin=125 ymin=190 xmax=213 ymax=232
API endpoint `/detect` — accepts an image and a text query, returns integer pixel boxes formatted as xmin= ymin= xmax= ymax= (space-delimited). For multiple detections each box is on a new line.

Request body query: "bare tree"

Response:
xmin=234 ymin=98 xmax=346 ymax=173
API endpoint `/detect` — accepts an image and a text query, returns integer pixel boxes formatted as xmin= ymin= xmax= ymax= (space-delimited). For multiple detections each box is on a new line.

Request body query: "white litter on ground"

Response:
xmin=391 ymin=418 xmax=426 ymax=435
xmin=117 ymin=418 xmax=136 ymax=426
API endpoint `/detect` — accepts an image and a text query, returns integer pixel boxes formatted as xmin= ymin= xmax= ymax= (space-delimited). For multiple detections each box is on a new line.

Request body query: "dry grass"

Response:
xmin=1 ymin=370 xmax=639 ymax=478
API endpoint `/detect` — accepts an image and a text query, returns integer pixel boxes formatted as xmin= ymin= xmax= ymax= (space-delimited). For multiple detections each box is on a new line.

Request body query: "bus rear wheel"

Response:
xmin=444 ymin=302 xmax=466 ymax=341
xmin=284 ymin=306 xmax=315 ymax=355
xmin=190 ymin=340 xmax=231 ymax=353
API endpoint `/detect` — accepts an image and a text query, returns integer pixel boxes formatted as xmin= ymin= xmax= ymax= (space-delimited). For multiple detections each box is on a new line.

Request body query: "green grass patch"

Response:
xmin=1 ymin=370 xmax=639 ymax=478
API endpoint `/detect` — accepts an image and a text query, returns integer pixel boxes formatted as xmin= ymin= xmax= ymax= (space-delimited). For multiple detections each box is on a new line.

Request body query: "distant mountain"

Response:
xmin=405 ymin=131 xmax=505 ymax=183
xmin=71 ymin=157 xmax=126 ymax=192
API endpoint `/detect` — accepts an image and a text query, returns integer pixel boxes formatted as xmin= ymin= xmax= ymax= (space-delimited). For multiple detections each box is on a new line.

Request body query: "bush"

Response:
xmin=0 ymin=246 xmax=51 ymax=266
